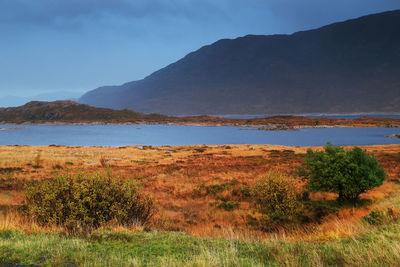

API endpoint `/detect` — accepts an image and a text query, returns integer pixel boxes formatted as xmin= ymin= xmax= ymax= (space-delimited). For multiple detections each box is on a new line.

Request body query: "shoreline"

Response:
xmin=1 ymin=144 xmax=399 ymax=149
xmin=0 ymin=121 xmax=399 ymax=129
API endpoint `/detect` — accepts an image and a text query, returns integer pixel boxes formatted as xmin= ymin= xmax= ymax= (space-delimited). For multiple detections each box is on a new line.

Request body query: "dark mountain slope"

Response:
xmin=80 ymin=10 xmax=400 ymax=115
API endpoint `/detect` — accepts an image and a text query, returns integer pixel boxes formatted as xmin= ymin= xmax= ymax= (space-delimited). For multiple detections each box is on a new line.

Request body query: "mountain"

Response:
xmin=80 ymin=10 xmax=400 ymax=115
xmin=0 ymin=101 xmax=166 ymax=123
xmin=0 ymin=91 xmax=83 ymax=108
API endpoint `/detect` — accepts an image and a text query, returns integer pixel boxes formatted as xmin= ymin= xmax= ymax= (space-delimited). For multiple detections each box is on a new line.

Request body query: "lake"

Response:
xmin=217 ymin=114 xmax=400 ymax=119
xmin=0 ymin=125 xmax=399 ymax=147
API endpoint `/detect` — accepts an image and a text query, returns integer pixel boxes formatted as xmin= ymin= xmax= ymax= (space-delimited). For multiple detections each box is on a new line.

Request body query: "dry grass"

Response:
xmin=0 ymin=144 xmax=399 ymax=241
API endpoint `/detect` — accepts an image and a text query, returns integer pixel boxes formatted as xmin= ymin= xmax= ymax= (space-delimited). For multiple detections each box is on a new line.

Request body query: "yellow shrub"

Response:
xmin=23 ymin=172 xmax=155 ymax=233
xmin=252 ymin=170 xmax=303 ymax=221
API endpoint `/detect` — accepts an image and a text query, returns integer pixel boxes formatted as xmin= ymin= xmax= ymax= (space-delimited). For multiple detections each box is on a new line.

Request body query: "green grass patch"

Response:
xmin=1 ymin=222 xmax=400 ymax=266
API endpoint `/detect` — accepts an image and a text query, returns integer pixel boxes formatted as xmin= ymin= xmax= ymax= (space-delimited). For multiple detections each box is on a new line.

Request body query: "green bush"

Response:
xmin=23 ymin=173 xmax=154 ymax=232
xmin=363 ymin=210 xmax=387 ymax=225
xmin=218 ymin=201 xmax=239 ymax=211
xmin=298 ymin=143 xmax=386 ymax=202
xmin=251 ymin=170 xmax=303 ymax=222
xmin=362 ymin=208 xmax=398 ymax=225
xmin=232 ymin=185 xmax=251 ymax=199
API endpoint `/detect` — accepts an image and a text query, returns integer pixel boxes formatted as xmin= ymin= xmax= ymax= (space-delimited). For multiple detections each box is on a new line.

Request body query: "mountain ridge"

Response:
xmin=80 ymin=10 xmax=400 ymax=115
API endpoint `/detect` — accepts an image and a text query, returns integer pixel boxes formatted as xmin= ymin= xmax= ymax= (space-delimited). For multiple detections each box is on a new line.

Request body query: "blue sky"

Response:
xmin=1 ymin=0 xmax=399 ymax=98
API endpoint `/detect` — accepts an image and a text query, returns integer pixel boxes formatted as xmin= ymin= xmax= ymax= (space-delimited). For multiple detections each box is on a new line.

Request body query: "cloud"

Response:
xmin=0 ymin=0 xmax=399 ymax=96
xmin=2 ymin=0 xmax=398 ymax=34
xmin=263 ymin=0 xmax=400 ymax=29
xmin=0 ymin=0 xmax=227 ymax=30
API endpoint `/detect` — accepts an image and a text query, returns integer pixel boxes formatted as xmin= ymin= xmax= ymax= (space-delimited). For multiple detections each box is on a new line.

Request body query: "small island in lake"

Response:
xmin=1 ymin=100 xmax=399 ymax=129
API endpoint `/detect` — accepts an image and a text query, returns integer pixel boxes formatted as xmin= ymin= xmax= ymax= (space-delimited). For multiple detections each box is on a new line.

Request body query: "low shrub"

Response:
xmin=363 ymin=210 xmax=387 ymax=225
xmin=52 ymin=164 xmax=63 ymax=170
xmin=194 ymin=181 xmax=234 ymax=196
xmin=218 ymin=201 xmax=239 ymax=211
xmin=362 ymin=208 xmax=399 ymax=225
xmin=251 ymin=170 xmax=303 ymax=226
xmin=23 ymin=172 xmax=155 ymax=232
xmin=232 ymin=185 xmax=251 ymax=199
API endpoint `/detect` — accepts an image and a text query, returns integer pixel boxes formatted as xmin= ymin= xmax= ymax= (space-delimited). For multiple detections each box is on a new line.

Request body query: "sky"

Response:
xmin=0 ymin=0 xmax=399 ymax=99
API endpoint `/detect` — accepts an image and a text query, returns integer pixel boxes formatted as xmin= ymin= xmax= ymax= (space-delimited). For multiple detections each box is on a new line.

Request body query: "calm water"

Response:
xmin=218 ymin=114 xmax=400 ymax=119
xmin=0 ymin=125 xmax=399 ymax=146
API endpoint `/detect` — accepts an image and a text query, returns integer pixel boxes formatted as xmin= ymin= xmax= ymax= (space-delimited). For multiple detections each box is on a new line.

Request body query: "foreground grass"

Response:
xmin=1 ymin=221 xmax=400 ymax=267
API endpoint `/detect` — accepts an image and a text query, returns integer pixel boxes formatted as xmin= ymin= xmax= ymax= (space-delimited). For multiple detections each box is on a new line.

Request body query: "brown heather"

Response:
xmin=0 ymin=144 xmax=399 ymax=240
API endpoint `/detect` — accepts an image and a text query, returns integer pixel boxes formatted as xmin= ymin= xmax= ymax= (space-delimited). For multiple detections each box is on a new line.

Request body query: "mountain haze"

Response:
xmin=80 ymin=10 xmax=400 ymax=115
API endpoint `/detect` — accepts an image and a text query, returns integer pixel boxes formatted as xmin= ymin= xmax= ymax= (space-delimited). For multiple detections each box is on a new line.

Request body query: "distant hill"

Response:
xmin=0 ymin=101 xmax=166 ymax=123
xmin=1 ymin=101 xmax=399 ymax=128
xmin=80 ymin=10 xmax=400 ymax=115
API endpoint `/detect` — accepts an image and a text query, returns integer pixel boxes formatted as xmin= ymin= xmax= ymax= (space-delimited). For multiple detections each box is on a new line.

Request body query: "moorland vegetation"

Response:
xmin=0 ymin=143 xmax=399 ymax=266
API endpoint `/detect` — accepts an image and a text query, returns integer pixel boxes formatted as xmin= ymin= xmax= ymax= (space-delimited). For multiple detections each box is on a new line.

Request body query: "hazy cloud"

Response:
xmin=0 ymin=0 xmax=227 ymax=30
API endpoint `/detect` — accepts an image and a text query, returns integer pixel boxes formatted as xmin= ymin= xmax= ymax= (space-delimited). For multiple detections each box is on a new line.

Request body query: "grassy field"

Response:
xmin=0 ymin=144 xmax=400 ymax=266
xmin=1 ymin=220 xmax=400 ymax=266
